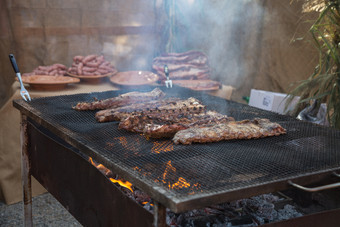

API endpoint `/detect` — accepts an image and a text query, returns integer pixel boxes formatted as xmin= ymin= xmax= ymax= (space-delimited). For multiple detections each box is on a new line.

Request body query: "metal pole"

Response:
xmin=153 ymin=201 xmax=166 ymax=227
xmin=21 ymin=114 xmax=33 ymax=227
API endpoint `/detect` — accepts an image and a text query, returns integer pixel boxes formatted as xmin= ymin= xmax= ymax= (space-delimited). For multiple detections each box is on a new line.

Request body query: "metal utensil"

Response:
xmin=9 ymin=54 xmax=31 ymax=101
xmin=164 ymin=65 xmax=172 ymax=88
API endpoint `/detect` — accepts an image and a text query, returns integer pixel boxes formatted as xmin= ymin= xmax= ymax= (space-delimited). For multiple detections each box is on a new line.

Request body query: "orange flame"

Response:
xmin=89 ymin=157 xmax=133 ymax=192
xmin=142 ymin=201 xmax=154 ymax=206
xmin=109 ymin=178 xmax=133 ymax=192
xmin=89 ymin=157 xmax=112 ymax=175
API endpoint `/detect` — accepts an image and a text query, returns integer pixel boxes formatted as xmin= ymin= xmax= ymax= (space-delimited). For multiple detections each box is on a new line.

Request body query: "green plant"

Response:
xmin=287 ymin=0 xmax=340 ymax=128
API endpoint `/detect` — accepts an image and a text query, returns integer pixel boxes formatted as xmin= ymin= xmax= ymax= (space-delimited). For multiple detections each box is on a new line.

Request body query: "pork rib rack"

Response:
xmin=173 ymin=118 xmax=287 ymax=145
xmin=95 ymin=97 xmax=205 ymax=122
xmin=119 ymin=111 xmax=234 ymax=138
xmin=73 ymin=88 xmax=165 ymax=110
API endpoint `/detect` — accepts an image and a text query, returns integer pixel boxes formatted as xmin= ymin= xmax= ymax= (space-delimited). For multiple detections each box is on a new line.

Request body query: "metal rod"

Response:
xmin=153 ymin=201 xmax=166 ymax=227
xmin=288 ymin=180 xmax=340 ymax=192
xmin=21 ymin=114 xmax=33 ymax=227
xmin=333 ymin=172 xmax=340 ymax=178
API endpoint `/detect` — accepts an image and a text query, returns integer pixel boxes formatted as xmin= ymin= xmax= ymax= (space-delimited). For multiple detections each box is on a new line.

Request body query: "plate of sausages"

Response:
xmin=67 ymin=54 xmax=118 ymax=83
xmin=20 ymin=63 xmax=80 ymax=90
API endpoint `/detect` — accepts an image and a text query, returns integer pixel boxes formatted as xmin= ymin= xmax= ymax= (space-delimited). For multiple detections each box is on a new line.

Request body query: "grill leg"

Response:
xmin=21 ymin=114 xmax=33 ymax=227
xmin=153 ymin=201 xmax=166 ymax=227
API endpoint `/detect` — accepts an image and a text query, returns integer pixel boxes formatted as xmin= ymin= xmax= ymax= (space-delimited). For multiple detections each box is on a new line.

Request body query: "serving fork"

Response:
xmin=9 ymin=54 xmax=31 ymax=102
xmin=164 ymin=65 xmax=172 ymax=88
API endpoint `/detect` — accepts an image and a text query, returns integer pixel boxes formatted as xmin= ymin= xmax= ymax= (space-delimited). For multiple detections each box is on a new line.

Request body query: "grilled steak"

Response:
xmin=173 ymin=118 xmax=286 ymax=144
xmin=95 ymin=97 xmax=206 ymax=122
xmin=73 ymin=88 xmax=165 ymax=110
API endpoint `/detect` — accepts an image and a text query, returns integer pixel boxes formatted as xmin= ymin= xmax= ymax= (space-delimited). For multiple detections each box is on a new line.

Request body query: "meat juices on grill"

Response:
xmin=95 ymin=97 xmax=206 ymax=122
xmin=73 ymin=88 xmax=165 ymax=111
xmin=172 ymin=118 xmax=287 ymax=144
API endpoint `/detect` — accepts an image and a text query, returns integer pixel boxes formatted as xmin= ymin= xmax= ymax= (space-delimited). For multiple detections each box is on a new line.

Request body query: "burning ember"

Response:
xmin=171 ymin=177 xmax=190 ymax=190
xmin=134 ymin=160 xmax=201 ymax=192
xmin=157 ymin=161 xmax=191 ymax=190
xmin=151 ymin=141 xmax=174 ymax=153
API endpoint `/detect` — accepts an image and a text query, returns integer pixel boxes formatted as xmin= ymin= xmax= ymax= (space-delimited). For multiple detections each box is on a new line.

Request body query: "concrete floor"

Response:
xmin=0 ymin=193 xmax=81 ymax=227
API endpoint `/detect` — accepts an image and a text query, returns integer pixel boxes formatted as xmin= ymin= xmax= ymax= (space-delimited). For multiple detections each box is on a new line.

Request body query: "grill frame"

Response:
xmin=27 ymin=119 xmax=154 ymax=226
xmin=13 ymin=86 xmax=340 ymax=213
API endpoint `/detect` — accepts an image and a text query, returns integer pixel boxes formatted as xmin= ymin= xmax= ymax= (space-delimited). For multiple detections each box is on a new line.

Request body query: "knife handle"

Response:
xmin=9 ymin=54 xmax=20 ymax=73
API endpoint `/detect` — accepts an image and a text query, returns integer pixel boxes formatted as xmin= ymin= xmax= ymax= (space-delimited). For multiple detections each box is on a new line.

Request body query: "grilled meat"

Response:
xmin=152 ymin=50 xmax=211 ymax=81
xmin=155 ymin=67 xmax=210 ymax=80
xmin=153 ymin=50 xmax=208 ymax=65
xmin=173 ymin=118 xmax=286 ymax=144
xmin=95 ymin=97 xmax=206 ymax=122
xmin=73 ymin=88 xmax=165 ymax=110
xmin=138 ymin=111 xmax=234 ymax=138
xmin=95 ymin=98 xmax=181 ymax=122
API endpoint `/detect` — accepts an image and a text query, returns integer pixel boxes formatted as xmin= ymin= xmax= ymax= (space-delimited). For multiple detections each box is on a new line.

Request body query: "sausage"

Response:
xmin=100 ymin=61 xmax=111 ymax=67
xmin=68 ymin=68 xmax=77 ymax=74
xmin=99 ymin=65 xmax=113 ymax=71
xmin=83 ymin=67 xmax=97 ymax=73
xmin=47 ymin=65 xmax=57 ymax=73
xmin=33 ymin=70 xmax=46 ymax=75
xmin=77 ymin=62 xmax=83 ymax=75
xmin=49 ymin=69 xmax=58 ymax=75
xmin=73 ymin=55 xmax=84 ymax=63
xmin=96 ymin=55 xmax=104 ymax=62
xmin=85 ymin=62 xmax=100 ymax=67
xmin=83 ymin=55 xmax=97 ymax=63
xmin=53 ymin=63 xmax=67 ymax=70
xmin=58 ymin=70 xmax=67 ymax=75
xmin=38 ymin=66 xmax=49 ymax=71
xmin=83 ymin=71 xmax=95 ymax=75
xmin=97 ymin=69 xmax=110 ymax=74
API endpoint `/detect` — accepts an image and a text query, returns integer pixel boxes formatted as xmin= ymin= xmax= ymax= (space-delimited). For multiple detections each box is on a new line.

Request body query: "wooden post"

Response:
xmin=153 ymin=201 xmax=167 ymax=227
xmin=21 ymin=114 xmax=33 ymax=227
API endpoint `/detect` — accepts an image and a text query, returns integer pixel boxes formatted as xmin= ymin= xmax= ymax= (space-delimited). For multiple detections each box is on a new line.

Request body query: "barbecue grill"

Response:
xmin=13 ymin=86 xmax=340 ymax=226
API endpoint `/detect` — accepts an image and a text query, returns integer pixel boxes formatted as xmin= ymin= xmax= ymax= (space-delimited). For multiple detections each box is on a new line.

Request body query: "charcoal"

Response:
xmin=230 ymin=215 xmax=253 ymax=226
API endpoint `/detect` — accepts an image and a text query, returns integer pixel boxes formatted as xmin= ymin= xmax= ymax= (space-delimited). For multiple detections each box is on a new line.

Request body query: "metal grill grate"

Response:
xmin=14 ymin=86 xmax=340 ymax=212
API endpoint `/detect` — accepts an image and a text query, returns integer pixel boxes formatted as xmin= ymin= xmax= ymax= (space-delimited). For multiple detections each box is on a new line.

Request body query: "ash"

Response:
xmin=164 ymin=194 xmax=302 ymax=227
xmin=123 ymin=187 xmax=303 ymax=226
